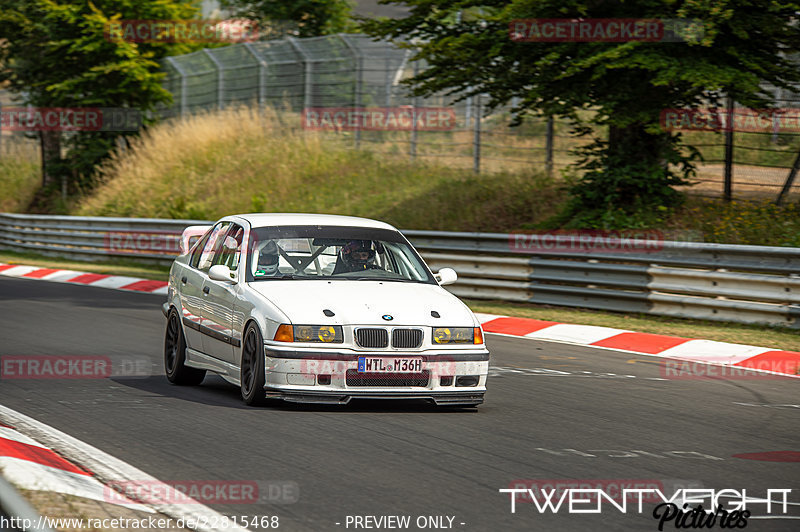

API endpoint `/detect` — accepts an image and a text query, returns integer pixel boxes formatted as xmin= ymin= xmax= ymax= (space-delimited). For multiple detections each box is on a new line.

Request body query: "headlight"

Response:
xmin=273 ymin=324 xmax=343 ymax=343
xmin=432 ymin=327 xmax=483 ymax=345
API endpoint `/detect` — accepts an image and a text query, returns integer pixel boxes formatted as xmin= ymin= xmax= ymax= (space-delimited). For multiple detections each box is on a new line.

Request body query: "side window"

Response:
xmin=213 ymin=224 xmax=244 ymax=271
xmin=189 ymin=231 xmax=211 ymax=269
xmin=197 ymin=222 xmax=231 ymax=272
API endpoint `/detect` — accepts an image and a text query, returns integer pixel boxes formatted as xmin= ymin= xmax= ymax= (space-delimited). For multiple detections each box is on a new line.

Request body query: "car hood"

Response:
xmin=248 ymin=280 xmax=476 ymax=327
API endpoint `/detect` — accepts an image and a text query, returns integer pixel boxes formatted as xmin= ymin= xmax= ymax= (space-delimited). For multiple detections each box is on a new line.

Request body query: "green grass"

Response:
xmin=0 ymin=249 xmax=170 ymax=280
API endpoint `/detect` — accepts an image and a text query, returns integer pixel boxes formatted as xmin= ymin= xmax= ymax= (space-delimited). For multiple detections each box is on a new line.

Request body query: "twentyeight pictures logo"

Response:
xmin=509 ymin=19 xmax=704 ymax=43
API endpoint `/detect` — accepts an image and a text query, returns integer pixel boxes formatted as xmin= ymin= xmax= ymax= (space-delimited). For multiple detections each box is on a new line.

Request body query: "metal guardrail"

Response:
xmin=1 ymin=213 xmax=798 ymax=328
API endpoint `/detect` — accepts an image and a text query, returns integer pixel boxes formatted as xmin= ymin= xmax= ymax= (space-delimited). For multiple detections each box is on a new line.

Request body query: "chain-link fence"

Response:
xmin=156 ymin=33 xmax=587 ymax=177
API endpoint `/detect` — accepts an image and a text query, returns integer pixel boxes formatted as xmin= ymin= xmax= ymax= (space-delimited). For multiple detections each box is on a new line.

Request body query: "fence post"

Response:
xmin=165 ymin=57 xmax=188 ymax=117
xmin=410 ymin=60 xmax=419 ymax=161
xmin=244 ymin=43 xmax=267 ymax=107
xmin=339 ymin=35 xmax=362 ymax=149
xmin=545 ymin=116 xmax=554 ymax=177
xmin=287 ymin=37 xmax=313 ymax=111
xmin=776 ymin=150 xmax=800 ymax=205
xmin=473 ymin=93 xmax=481 ymax=173
xmin=723 ymin=96 xmax=734 ymax=201
xmin=203 ymin=49 xmax=225 ymax=110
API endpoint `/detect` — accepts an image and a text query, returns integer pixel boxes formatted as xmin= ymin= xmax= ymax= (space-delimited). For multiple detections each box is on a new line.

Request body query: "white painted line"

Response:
xmin=473 ymin=313 xmax=503 ymax=324
xmin=149 ymin=285 xmax=169 ymax=296
xmin=525 ymin=323 xmax=630 ymax=345
xmin=0 ymin=405 xmax=251 ymax=532
xmin=85 ymin=276 xmax=143 ymax=289
xmin=0 ymin=427 xmax=48 ymax=448
xmin=0 ymin=457 xmax=149 ymax=512
xmin=39 ymin=270 xmax=84 ymax=282
xmin=658 ymin=339 xmax=773 ymax=364
xmin=0 ymin=266 xmax=39 ymax=277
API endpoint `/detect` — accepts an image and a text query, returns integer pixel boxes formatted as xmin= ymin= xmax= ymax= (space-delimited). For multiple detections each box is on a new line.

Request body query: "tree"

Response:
xmin=0 ymin=0 xmax=197 ymax=201
xmin=221 ymin=0 xmax=355 ymax=38
xmin=362 ymin=1 xmax=800 ymax=228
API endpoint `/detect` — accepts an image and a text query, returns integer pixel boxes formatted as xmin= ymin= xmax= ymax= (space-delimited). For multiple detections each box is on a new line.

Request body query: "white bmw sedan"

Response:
xmin=162 ymin=214 xmax=489 ymax=407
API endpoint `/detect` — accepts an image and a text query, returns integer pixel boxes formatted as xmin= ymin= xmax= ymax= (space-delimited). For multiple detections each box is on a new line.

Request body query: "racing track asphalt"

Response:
xmin=0 ymin=276 xmax=798 ymax=531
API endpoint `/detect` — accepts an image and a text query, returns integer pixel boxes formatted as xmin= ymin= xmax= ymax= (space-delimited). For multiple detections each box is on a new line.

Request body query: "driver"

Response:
xmin=254 ymin=240 xmax=281 ymax=277
xmin=334 ymin=240 xmax=378 ymax=273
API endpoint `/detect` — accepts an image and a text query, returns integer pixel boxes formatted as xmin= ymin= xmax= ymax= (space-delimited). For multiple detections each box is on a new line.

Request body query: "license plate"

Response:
xmin=357 ymin=357 xmax=423 ymax=373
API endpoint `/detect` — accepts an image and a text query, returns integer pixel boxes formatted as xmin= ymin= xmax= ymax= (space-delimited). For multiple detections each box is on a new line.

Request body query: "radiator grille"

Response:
xmin=355 ymin=328 xmax=389 ymax=348
xmin=346 ymin=370 xmax=430 ymax=387
xmin=391 ymin=329 xmax=423 ymax=348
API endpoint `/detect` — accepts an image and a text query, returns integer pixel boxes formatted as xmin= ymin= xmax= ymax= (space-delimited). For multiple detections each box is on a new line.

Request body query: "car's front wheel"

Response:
xmin=164 ymin=308 xmax=206 ymax=385
xmin=240 ymin=323 xmax=267 ymax=406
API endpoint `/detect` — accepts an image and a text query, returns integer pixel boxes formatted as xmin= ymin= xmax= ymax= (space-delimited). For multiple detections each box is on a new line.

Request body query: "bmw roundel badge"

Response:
xmin=382 ymin=314 xmax=393 ymax=321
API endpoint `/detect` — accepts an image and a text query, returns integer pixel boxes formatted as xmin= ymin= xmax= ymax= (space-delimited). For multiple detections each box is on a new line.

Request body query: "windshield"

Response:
xmin=246 ymin=225 xmax=435 ymax=284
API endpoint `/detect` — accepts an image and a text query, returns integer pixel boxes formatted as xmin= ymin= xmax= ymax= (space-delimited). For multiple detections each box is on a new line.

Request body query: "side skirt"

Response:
xmin=185 ymin=348 xmax=241 ymax=386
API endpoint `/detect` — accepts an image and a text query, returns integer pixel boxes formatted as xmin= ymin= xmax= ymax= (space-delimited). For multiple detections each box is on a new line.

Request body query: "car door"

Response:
xmin=181 ymin=222 xmax=229 ymax=353
xmin=200 ymin=223 xmax=244 ymax=364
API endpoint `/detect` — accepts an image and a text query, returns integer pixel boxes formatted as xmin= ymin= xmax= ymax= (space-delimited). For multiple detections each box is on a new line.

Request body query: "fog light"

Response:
xmin=318 ymin=374 xmax=331 ymax=385
xmin=286 ymin=373 xmax=315 ymax=385
xmin=455 ymin=375 xmax=479 ymax=387
xmin=440 ymin=376 xmax=453 ymax=386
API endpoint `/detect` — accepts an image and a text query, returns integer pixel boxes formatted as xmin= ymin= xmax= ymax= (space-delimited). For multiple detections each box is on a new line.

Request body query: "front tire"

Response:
xmin=240 ymin=323 xmax=267 ymax=406
xmin=164 ymin=308 xmax=206 ymax=385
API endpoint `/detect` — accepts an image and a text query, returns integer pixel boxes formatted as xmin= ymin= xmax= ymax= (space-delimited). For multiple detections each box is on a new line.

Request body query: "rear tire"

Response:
xmin=240 ymin=323 xmax=267 ymax=406
xmin=164 ymin=308 xmax=206 ymax=385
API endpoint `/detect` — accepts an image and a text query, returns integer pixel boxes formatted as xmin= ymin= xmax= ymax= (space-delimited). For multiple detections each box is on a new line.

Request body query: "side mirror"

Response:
xmin=209 ymin=264 xmax=235 ymax=283
xmin=434 ymin=267 xmax=458 ymax=286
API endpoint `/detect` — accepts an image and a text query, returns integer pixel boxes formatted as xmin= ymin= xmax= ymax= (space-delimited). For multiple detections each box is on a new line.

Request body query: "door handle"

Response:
xmin=202 ymin=286 xmax=210 ymax=295
xmin=181 ymin=276 xmax=187 ymax=284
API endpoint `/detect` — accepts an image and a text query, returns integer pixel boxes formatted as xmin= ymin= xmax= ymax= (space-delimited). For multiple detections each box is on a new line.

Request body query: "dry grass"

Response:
xmin=0 ymin=137 xmax=40 ymax=212
xmin=75 ymin=106 xmax=560 ymax=231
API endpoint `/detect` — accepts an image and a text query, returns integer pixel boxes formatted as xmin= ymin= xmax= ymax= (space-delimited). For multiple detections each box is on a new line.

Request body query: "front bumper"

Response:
xmin=263 ymin=346 xmax=489 ymax=405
